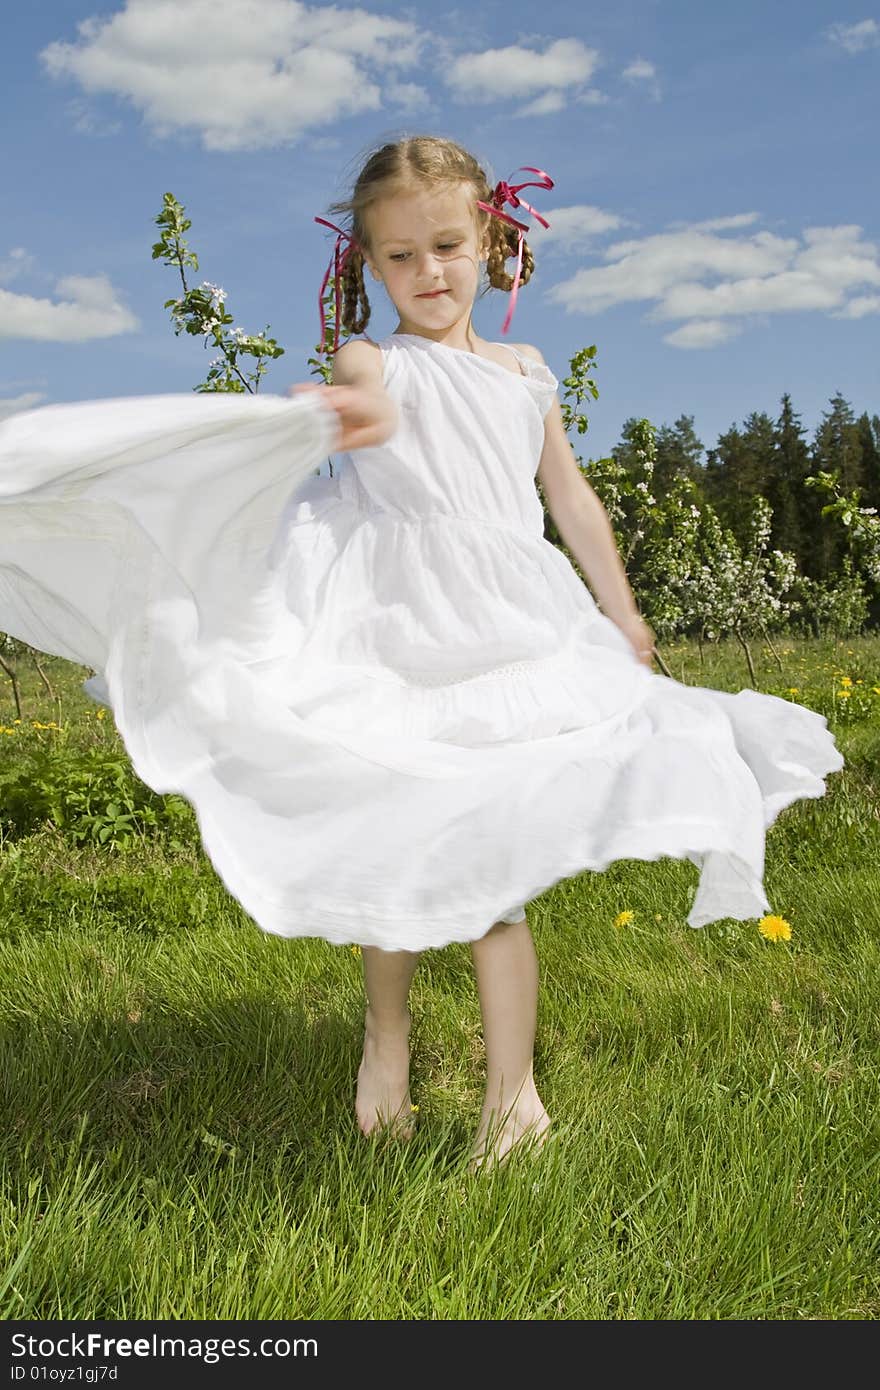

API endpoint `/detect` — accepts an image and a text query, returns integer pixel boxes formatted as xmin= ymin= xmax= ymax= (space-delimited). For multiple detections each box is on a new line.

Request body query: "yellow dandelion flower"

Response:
xmin=350 ymin=944 xmax=361 ymax=956
xmin=13 ymin=719 xmax=21 ymax=725
xmin=409 ymin=1103 xmax=420 ymax=1113
xmin=838 ymin=689 xmax=852 ymax=699
xmin=613 ymin=910 xmax=635 ymax=929
xmin=839 ymin=676 xmax=852 ymax=687
xmin=787 ymin=687 xmax=799 ymax=695
xmin=758 ymin=914 xmax=792 ymax=942
xmin=872 ymin=688 xmax=880 ymax=696
xmin=96 ymin=709 xmax=106 ymax=721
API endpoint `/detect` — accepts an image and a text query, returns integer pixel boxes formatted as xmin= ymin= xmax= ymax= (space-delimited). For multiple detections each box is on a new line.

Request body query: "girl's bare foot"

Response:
xmin=355 ymin=1008 xmax=416 ymax=1139
xmin=469 ymin=1077 xmax=551 ymax=1172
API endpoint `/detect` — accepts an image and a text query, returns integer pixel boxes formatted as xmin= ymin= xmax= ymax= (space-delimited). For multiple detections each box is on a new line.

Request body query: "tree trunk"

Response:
xmin=651 ymin=642 xmax=673 ymax=679
xmin=735 ymin=628 xmax=758 ymax=686
xmin=759 ymin=623 xmax=784 ymax=673
xmin=0 ymin=653 xmax=22 ymax=721
xmin=33 ymin=655 xmax=55 ymax=698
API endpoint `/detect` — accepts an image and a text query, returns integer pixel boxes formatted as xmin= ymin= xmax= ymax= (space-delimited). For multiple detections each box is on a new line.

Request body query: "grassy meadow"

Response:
xmin=1 ymin=634 xmax=878 ymax=1320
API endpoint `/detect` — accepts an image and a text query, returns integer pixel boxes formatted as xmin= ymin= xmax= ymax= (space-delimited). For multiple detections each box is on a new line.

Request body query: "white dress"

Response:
xmin=0 ymin=332 xmax=844 ymax=950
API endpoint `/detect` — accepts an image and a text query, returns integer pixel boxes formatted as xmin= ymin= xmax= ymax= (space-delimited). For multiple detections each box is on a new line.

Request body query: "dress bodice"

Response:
xmin=333 ymin=333 xmax=559 ymax=540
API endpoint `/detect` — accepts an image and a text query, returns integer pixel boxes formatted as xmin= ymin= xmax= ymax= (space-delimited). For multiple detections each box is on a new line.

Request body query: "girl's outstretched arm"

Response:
xmin=287 ymin=339 xmax=398 ymax=452
xmin=517 ymin=344 xmax=656 ymax=666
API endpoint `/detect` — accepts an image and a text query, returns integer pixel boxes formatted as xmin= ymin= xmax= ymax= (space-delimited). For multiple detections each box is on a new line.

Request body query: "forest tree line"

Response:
xmin=577 ymin=389 xmax=880 ymax=636
xmin=614 ymin=393 xmax=878 ymax=581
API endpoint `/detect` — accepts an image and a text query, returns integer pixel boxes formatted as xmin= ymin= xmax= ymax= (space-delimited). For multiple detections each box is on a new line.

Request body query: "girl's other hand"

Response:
xmin=613 ymin=611 xmax=657 ymax=668
xmin=285 ymin=382 xmax=397 ymax=452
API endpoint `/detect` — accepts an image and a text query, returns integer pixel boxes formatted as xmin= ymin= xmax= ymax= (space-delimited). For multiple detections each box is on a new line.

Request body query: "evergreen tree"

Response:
xmin=707 ymin=412 xmax=776 ymax=551
xmin=703 ymin=424 xmax=751 ymax=544
xmin=653 ymin=415 xmax=704 ymax=495
xmin=856 ymin=410 xmax=880 ymax=512
xmin=812 ymin=392 xmax=864 ymax=490
xmin=739 ymin=410 xmax=777 ymax=498
xmin=703 ymin=422 xmax=736 ymax=517
xmin=770 ymin=394 xmax=813 ymax=569
xmin=810 ymin=392 xmax=865 ymax=575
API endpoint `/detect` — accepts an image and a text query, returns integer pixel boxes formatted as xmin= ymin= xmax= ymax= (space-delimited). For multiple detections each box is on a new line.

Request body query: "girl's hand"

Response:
xmin=614 ymin=611 xmax=657 ymax=668
xmin=286 ymin=383 xmax=397 ymax=452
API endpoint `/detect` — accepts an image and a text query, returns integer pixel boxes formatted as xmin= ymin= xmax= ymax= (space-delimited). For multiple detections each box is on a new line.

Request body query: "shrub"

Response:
xmin=0 ymin=744 xmax=199 ymax=851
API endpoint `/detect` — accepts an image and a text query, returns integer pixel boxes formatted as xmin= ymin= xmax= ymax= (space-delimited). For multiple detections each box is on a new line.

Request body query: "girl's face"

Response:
xmin=363 ymin=182 xmax=489 ymax=339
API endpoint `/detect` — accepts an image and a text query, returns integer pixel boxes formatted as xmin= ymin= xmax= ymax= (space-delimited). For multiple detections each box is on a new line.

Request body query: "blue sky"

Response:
xmin=1 ymin=0 xmax=878 ymax=463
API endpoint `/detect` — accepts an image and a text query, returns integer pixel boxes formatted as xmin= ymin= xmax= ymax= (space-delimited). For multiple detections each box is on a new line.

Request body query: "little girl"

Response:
xmin=0 ymin=135 xmax=844 ymax=1169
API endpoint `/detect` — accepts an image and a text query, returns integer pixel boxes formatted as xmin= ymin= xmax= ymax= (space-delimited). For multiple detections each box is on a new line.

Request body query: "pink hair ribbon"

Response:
xmin=476 ymin=166 xmax=554 ymax=335
xmin=314 ymin=216 xmax=360 ymax=355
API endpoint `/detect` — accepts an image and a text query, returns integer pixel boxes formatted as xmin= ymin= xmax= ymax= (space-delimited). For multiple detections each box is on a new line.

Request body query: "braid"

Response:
xmin=485 ymin=216 xmax=534 ymax=293
xmin=339 ymin=246 xmax=370 ymax=336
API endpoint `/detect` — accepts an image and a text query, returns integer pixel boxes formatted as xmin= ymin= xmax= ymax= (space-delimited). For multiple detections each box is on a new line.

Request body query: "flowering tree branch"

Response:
xmin=152 ymin=192 xmax=284 ymax=393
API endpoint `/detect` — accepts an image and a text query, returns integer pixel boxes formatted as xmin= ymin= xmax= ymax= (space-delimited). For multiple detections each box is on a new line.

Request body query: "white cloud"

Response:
xmin=550 ymin=226 xmax=799 ymax=314
xmin=547 ymin=218 xmax=880 ymax=348
xmin=654 ymin=270 xmax=841 ymax=320
xmin=0 ymin=275 xmax=139 ymax=342
xmin=623 ymin=58 xmax=656 ymax=82
xmin=0 ymin=248 xmax=36 ymax=285
xmin=528 ymin=205 xmax=628 ymax=250
xmin=385 ymin=81 xmax=430 ymax=113
xmin=796 ymin=224 xmax=880 ymax=295
xmin=518 ymin=91 xmax=567 ymax=117
xmin=68 ymin=97 xmax=123 ymax=137
xmin=826 ymin=19 xmax=880 ymax=53
xmin=663 ymin=319 xmax=742 ymax=350
xmin=41 ymin=0 xmax=424 ymax=152
xmin=672 ymin=213 xmax=762 ymax=234
xmin=0 ymin=392 xmax=47 ymax=421
xmin=834 ymin=294 xmax=880 ymax=319
xmin=622 ymin=56 xmax=660 ymax=99
xmin=445 ymin=37 xmax=600 ymax=111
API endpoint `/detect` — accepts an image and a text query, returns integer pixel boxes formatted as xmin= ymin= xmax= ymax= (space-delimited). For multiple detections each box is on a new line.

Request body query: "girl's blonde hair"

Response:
xmin=325 ymin=135 xmax=536 ymax=337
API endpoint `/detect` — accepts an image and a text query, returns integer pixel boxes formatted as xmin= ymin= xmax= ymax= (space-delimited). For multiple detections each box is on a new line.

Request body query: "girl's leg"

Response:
xmin=469 ymin=915 xmax=551 ymax=1167
xmin=356 ymin=946 xmax=420 ymax=1136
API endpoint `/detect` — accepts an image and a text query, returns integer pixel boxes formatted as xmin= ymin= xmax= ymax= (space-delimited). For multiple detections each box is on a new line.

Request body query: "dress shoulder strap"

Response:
xmin=495 ymin=343 xmax=529 ymax=377
xmin=492 ymin=344 xmax=560 ymax=419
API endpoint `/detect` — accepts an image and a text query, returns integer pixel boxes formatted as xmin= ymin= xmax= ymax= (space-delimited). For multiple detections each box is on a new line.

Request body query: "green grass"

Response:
xmin=1 ymin=634 xmax=879 ymax=1319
